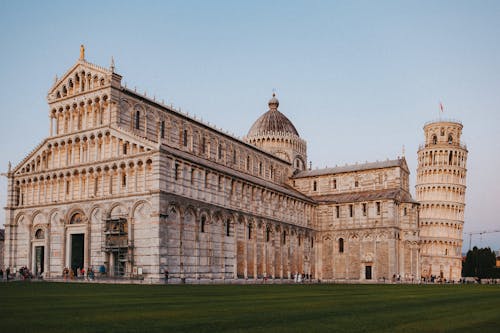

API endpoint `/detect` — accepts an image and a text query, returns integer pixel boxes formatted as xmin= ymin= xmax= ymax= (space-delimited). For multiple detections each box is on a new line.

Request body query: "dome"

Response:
xmin=247 ymin=94 xmax=299 ymax=137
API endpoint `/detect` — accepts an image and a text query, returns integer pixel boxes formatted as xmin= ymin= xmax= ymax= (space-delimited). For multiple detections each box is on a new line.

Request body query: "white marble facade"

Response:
xmin=2 ymin=49 xmax=464 ymax=283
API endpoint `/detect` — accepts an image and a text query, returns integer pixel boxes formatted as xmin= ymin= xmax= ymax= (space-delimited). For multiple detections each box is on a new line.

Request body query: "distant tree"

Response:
xmin=462 ymin=247 xmax=496 ymax=278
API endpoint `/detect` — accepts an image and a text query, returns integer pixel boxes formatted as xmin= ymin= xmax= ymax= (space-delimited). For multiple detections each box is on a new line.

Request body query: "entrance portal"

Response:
xmin=365 ymin=265 xmax=372 ymax=280
xmin=35 ymin=246 xmax=44 ymax=277
xmin=71 ymin=234 xmax=84 ymax=274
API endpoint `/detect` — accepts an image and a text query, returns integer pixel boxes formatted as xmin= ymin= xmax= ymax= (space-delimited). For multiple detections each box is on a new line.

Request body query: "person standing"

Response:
xmin=164 ymin=270 xmax=169 ymax=284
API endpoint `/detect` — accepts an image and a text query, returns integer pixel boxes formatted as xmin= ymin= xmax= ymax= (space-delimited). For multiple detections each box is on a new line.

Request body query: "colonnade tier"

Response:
xmin=246 ymin=133 xmax=307 ymax=155
xmin=50 ymin=94 xmax=110 ymax=136
xmin=13 ymin=157 xmax=154 ymax=207
xmin=17 ymin=130 xmax=151 ymax=176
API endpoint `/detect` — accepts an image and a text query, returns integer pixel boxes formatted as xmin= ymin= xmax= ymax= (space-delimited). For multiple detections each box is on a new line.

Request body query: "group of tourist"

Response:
xmin=293 ymin=272 xmax=314 ymax=283
xmin=0 ymin=266 xmax=33 ymax=281
xmin=62 ymin=267 xmax=96 ymax=281
xmin=0 ymin=267 xmax=12 ymax=281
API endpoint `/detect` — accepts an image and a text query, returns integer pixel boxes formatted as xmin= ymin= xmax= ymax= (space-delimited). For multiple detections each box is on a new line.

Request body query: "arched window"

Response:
xmin=160 ymin=121 xmax=165 ymax=139
xmin=266 ymin=228 xmax=271 ymax=242
xmin=135 ymin=110 xmax=140 ymax=130
xmin=200 ymin=215 xmax=206 ymax=233
xmin=448 ymin=135 xmax=453 ymax=144
xmin=226 ymin=220 xmax=231 ymax=237
xmin=313 ymin=181 xmax=317 ymax=191
xmin=201 ymin=137 xmax=206 ymax=154
xmin=35 ymin=229 xmax=44 ymax=239
xmin=218 ymin=144 xmax=222 ymax=159
xmin=246 ymin=156 xmax=251 ymax=171
xmin=248 ymin=224 xmax=252 ymax=239
xmin=283 ymin=231 xmax=287 ymax=244
xmin=174 ymin=163 xmax=179 ymax=181
xmin=449 ymin=151 xmax=453 ymax=165
xmin=183 ymin=129 xmax=188 ymax=147
xmin=432 ymin=135 xmax=437 ymax=144
xmin=339 ymin=238 xmax=344 ymax=253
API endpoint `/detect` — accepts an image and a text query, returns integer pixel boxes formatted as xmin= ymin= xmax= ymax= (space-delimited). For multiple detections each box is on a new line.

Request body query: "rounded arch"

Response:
xmin=47 ymin=209 xmax=63 ymax=226
xmin=108 ymin=202 xmax=129 ymax=218
xmin=183 ymin=205 xmax=197 ymax=222
xmin=211 ymin=210 xmax=223 ymax=224
xmin=131 ymin=200 xmax=153 ymax=220
xmin=166 ymin=202 xmax=181 ymax=222
xmin=88 ymin=204 xmax=104 ymax=222
xmin=14 ymin=212 xmax=29 ymax=226
xmin=32 ymin=210 xmax=46 ymax=226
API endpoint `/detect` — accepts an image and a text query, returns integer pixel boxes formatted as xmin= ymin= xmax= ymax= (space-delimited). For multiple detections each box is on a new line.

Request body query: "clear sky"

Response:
xmin=0 ymin=0 xmax=499 ymax=251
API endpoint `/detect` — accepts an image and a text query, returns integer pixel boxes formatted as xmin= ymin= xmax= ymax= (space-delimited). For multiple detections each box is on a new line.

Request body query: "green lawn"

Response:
xmin=1 ymin=282 xmax=499 ymax=333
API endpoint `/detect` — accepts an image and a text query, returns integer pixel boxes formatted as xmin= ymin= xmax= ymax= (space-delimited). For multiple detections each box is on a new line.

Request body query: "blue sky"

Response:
xmin=1 ymin=0 xmax=499 ymax=250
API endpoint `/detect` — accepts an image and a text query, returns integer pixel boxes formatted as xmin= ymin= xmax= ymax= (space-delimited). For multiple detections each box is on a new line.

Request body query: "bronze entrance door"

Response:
xmin=365 ymin=265 xmax=372 ymax=280
xmin=35 ymin=246 xmax=44 ymax=277
xmin=71 ymin=234 xmax=84 ymax=275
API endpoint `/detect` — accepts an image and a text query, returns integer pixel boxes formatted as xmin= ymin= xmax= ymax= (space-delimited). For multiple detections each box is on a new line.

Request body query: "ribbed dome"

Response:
xmin=247 ymin=94 xmax=299 ymax=137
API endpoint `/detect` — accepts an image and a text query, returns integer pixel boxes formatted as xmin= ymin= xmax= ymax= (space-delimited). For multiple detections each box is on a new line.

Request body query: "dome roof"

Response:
xmin=247 ymin=94 xmax=299 ymax=137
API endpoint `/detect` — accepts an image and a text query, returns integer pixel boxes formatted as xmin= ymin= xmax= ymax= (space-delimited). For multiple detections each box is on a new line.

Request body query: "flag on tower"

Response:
xmin=439 ymin=102 xmax=444 ymax=113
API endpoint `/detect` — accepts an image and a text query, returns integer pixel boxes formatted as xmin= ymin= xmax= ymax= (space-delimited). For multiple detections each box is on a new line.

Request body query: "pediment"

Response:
xmin=47 ymin=60 xmax=112 ymax=102
xmin=12 ymin=139 xmax=50 ymax=176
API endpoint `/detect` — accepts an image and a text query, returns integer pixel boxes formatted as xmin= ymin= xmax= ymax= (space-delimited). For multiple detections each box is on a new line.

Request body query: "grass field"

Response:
xmin=1 ymin=282 xmax=499 ymax=333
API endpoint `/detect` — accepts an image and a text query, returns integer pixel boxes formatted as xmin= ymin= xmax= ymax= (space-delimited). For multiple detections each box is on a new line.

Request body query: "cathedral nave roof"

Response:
xmin=310 ymin=188 xmax=418 ymax=204
xmin=292 ymin=158 xmax=409 ymax=178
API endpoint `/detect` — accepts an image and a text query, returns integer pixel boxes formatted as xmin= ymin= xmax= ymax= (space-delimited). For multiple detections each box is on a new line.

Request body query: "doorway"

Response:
xmin=365 ymin=265 xmax=372 ymax=280
xmin=35 ymin=246 xmax=44 ymax=277
xmin=71 ymin=234 xmax=84 ymax=275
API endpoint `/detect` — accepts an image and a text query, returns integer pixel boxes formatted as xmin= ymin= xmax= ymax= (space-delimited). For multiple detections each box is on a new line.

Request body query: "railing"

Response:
xmin=424 ymin=118 xmax=462 ymax=127
xmin=418 ymin=142 xmax=467 ymax=150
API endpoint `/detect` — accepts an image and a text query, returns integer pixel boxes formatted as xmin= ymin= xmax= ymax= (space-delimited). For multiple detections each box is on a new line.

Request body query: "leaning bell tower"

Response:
xmin=416 ymin=119 xmax=467 ymax=281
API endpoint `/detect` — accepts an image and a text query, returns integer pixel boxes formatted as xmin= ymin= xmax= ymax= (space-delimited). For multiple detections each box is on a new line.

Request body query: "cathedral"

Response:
xmin=2 ymin=47 xmax=467 ymax=283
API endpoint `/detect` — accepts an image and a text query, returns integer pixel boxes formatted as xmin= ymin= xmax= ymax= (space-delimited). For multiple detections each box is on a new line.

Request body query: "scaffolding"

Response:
xmin=103 ymin=217 xmax=129 ymax=277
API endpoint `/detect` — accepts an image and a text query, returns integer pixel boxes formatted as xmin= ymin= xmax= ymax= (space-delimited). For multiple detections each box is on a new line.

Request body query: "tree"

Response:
xmin=462 ymin=247 xmax=496 ymax=278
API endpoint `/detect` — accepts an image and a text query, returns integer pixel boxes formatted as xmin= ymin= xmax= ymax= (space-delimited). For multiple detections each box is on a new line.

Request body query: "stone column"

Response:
xmin=243 ymin=223 xmax=248 ymax=279
xmin=44 ymin=225 xmax=50 ymax=278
